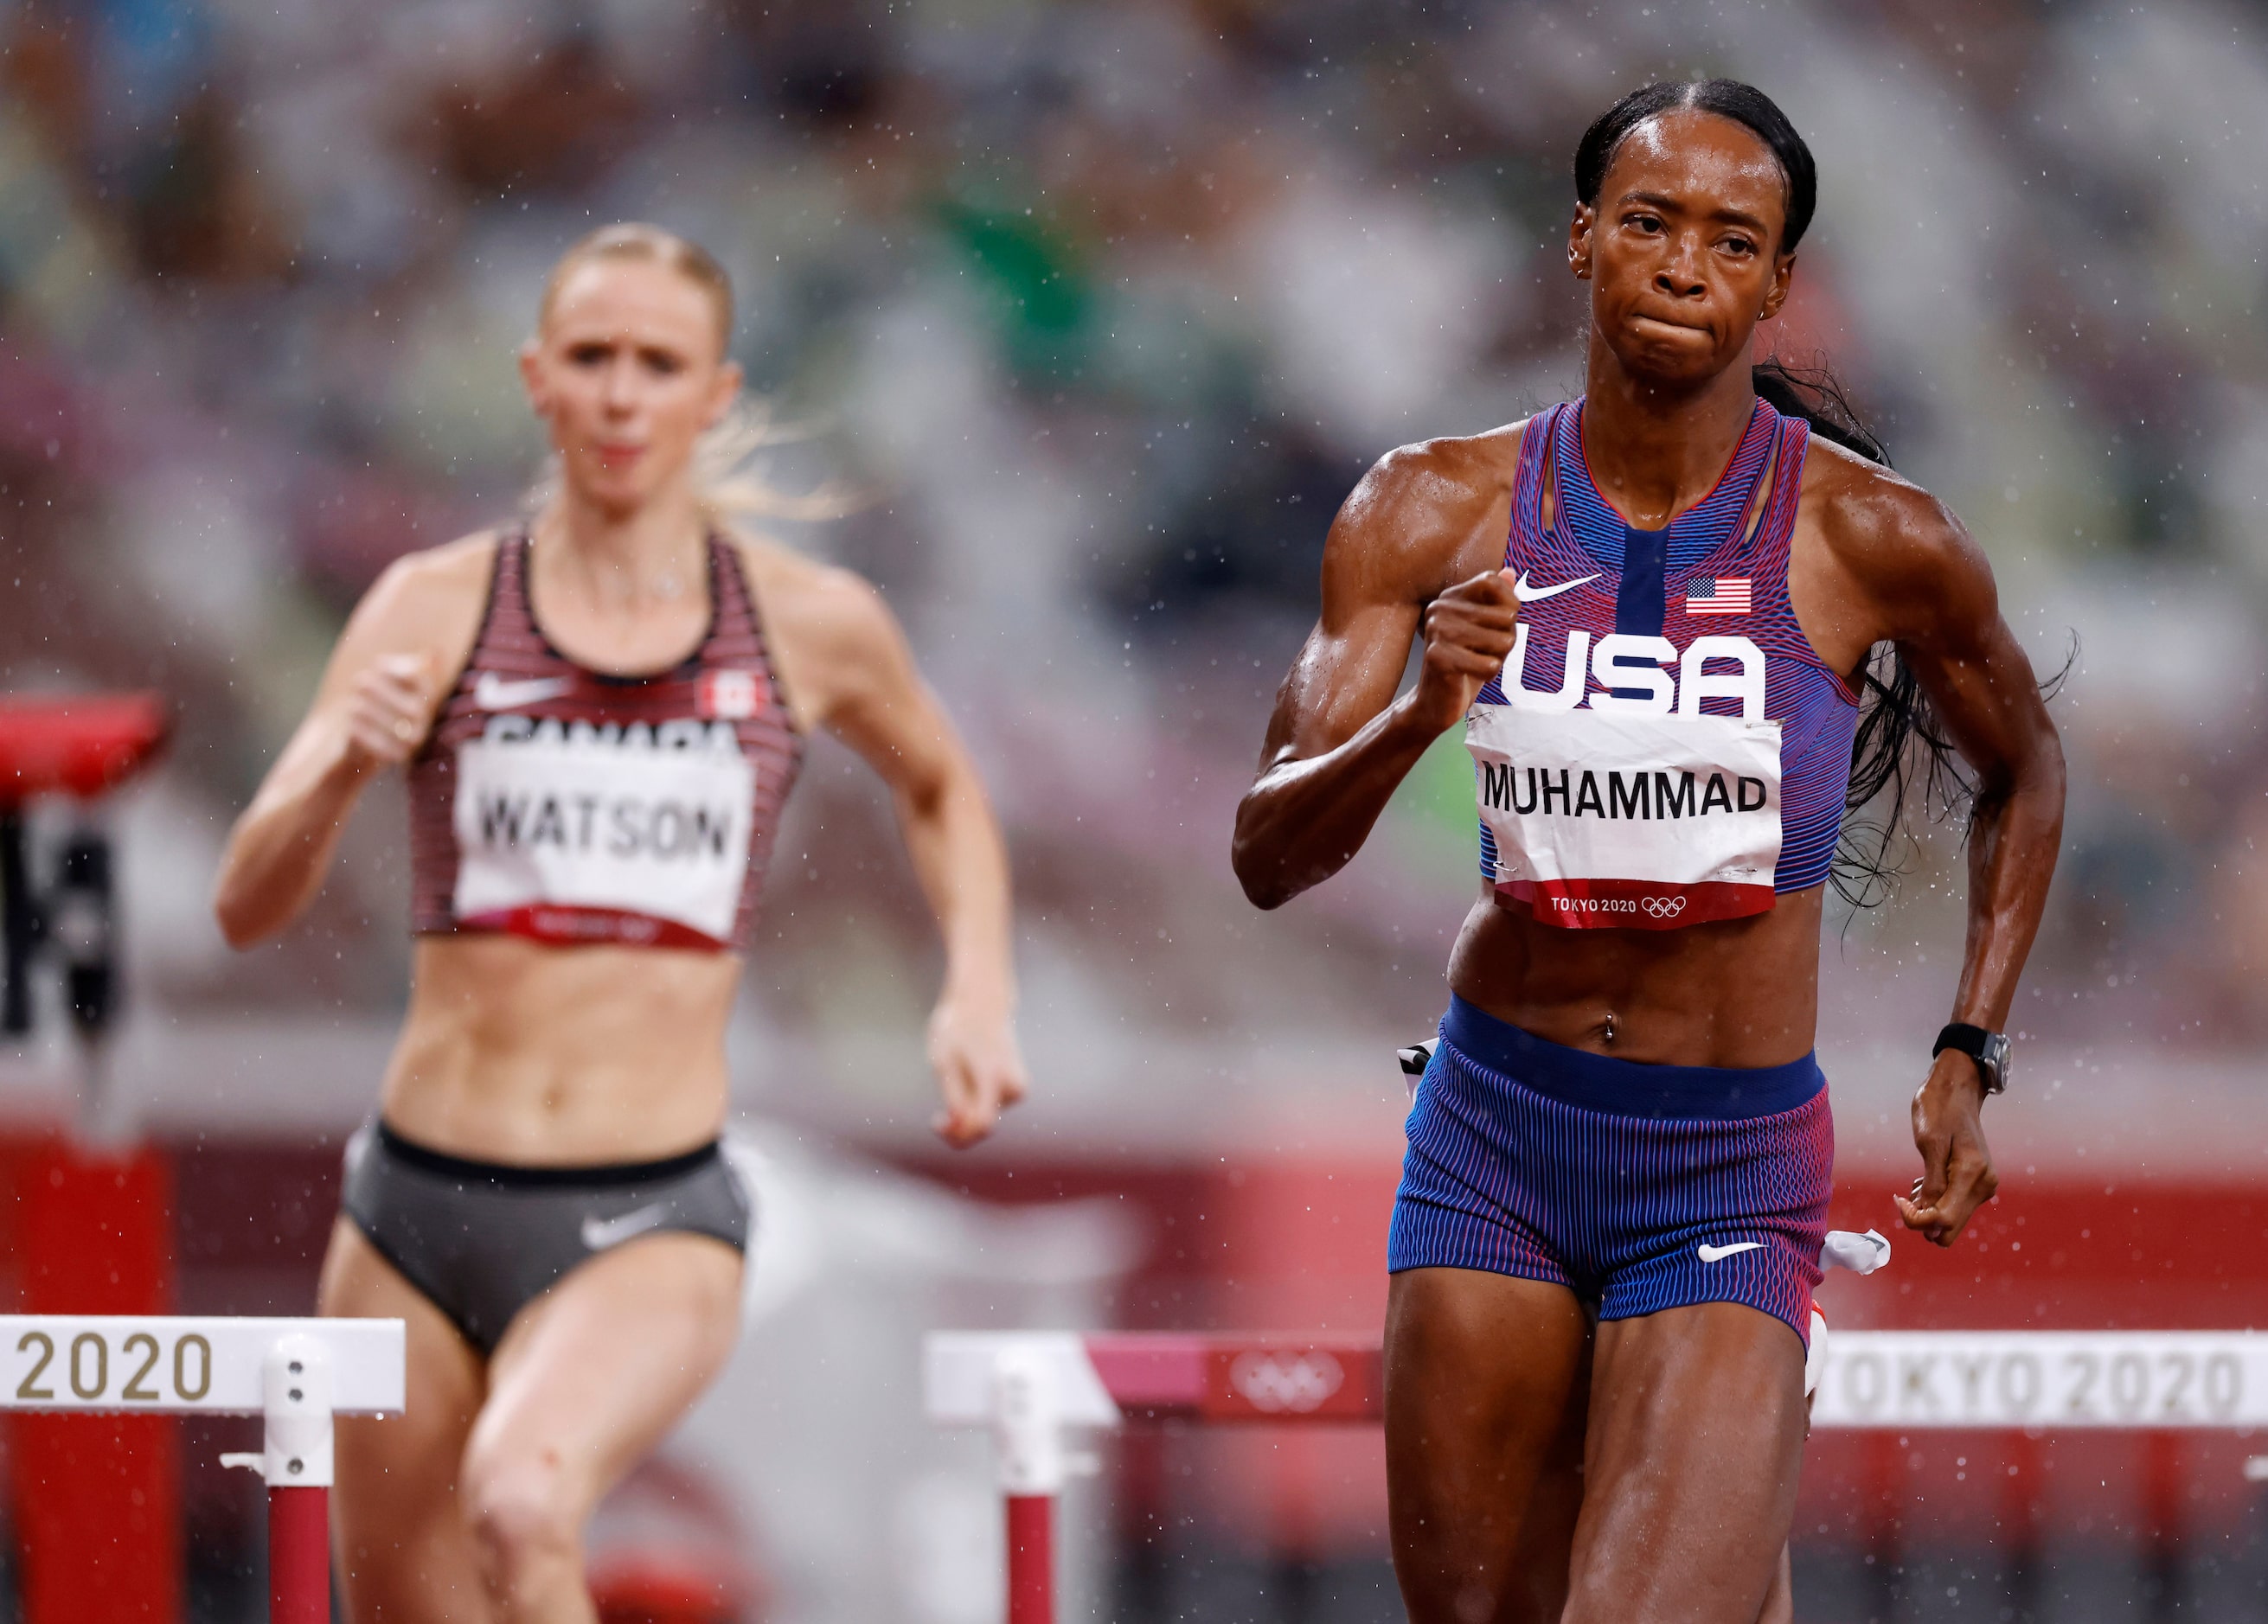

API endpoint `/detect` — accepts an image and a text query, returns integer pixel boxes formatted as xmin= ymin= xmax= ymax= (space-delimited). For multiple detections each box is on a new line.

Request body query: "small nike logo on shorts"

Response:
xmin=1511 ymin=572 xmax=1600 ymax=604
xmin=474 ymin=672 xmax=573 ymax=711
xmin=580 ymin=1205 xmax=671 ymax=1251
xmin=1695 ymin=1241 xmax=1764 ymax=1263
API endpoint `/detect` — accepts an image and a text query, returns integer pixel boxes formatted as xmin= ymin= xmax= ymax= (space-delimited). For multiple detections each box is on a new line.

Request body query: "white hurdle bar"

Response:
xmin=0 ymin=1315 xmax=405 ymax=1623
xmin=927 ymin=1328 xmax=2268 ymax=1624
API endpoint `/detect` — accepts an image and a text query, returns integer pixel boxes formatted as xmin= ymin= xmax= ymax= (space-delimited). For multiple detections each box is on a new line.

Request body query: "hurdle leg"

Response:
xmin=252 ymin=1333 xmax=336 ymax=1624
xmin=1006 ymin=1492 xmax=1053 ymax=1624
xmin=267 ymin=1483 xmax=329 ymax=1624
xmin=993 ymin=1346 xmax=1063 ymax=1624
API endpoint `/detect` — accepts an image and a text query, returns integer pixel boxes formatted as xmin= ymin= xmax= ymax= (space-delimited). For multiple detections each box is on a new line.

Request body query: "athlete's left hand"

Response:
xmin=1896 ymin=1050 xmax=1998 ymax=1245
xmin=927 ymin=997 xmax=1029 ymax=1148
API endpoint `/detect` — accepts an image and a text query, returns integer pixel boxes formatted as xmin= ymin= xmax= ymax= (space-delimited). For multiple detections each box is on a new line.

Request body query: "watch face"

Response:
xmin=1981 ymin=1032 xmax=2012 ymax=1091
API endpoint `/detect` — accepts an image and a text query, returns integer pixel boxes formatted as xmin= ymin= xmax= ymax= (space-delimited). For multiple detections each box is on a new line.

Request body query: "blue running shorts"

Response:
xmin=1387 ymin=996 xmax=1834 ymax=1345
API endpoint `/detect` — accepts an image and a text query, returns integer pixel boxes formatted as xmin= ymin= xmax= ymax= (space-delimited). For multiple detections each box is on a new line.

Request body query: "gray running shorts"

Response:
xmin=339 ymin=1120 xmax=753 ymax=1355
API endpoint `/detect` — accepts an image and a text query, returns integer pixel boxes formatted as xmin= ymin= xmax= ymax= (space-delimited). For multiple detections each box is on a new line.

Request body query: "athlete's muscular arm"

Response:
xmin=1233 ymin=432 xmax=1524 ymax=909
xmin=1809 ymin=459 xmax=2066 ymax=1245
xmin=213 ymin=540 xmax=490 ymax=949
xmin=743 ymin=543 xmax=1027 ymax=1149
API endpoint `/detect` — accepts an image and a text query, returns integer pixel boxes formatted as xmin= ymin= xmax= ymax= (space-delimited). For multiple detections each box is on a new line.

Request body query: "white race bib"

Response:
xmin=1466 ymin=703 xmax=1782 ymax=930
xmin=452 ymin=724 xmax=755 ymax=948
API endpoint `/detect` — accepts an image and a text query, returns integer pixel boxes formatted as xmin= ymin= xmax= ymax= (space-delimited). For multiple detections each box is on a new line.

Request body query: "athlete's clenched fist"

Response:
xmin=927 ymin=995 xmax=1030 ymax=1149
xmin=340 ymin=652 xmax=440 ymax=772
xmin=1407 ymin=568 xmax=1521 ymax=734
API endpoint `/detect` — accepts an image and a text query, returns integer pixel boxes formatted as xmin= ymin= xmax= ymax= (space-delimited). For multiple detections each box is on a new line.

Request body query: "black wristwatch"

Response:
xmin=1932 ymin=1022 xmax=2010 ymax=1096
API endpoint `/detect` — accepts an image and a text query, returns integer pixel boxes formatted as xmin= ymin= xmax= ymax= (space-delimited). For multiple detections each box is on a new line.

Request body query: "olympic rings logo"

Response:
xmin=1229 ymin=1350 xmax=1346 ymax=1415
xmin=1641 ymin=896 xmax=1688 ymax=919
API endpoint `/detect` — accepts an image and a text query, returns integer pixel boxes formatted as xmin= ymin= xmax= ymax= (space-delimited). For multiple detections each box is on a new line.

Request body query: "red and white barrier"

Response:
xmin=0 ymin=1315 xmax=405 ymax=1623
xmin=926 ymin=1327 xmax=2268 ymax=1623
xmin=0 ymin=692 xmax=175 ymax=1621
xmin=926 ymin=1332 xmax=1384 ymax=1624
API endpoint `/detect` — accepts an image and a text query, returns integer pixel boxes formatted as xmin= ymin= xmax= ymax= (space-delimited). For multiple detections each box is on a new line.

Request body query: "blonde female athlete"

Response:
xmin=215 ymin=224 xmax=1027 ymax=1621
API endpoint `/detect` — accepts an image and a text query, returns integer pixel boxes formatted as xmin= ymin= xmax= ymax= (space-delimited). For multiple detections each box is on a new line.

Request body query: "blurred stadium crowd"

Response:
xmin=2 ymin=0 xmax=2266 ymax=1106
xmin=8 ymin=2 xmax=2268 ymax=1617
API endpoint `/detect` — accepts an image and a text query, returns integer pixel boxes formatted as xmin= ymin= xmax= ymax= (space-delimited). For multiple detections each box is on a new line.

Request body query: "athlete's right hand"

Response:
xmin=1406 ymin=569 xmax=1521 ymax=734
xmin=339 ymin=652 xmax=439 ymax=773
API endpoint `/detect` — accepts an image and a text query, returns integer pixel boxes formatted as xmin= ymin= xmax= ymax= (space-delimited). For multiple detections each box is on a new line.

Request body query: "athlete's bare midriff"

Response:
xmin=1447 ymin=883 xmax=1823 ymax=1068
xmin=379 ymin=935 xmax=739 ymax=1162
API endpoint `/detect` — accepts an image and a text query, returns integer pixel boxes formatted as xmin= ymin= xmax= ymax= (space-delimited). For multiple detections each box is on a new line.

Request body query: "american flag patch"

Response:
xmin=1685 ymin=577 xmax=1752 ymax=616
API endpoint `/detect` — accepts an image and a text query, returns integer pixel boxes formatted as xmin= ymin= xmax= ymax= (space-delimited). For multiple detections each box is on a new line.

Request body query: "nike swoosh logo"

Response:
xmin=1511 ymin=572 xmax=1600 ymax=604
xmin=580 ymin=1205 xmax=671 ymax=1251
xmin=474 ymin=672 xmax=574 ymax=711
xmin=1695 ymin=1241 xmax=1765 ymax=1263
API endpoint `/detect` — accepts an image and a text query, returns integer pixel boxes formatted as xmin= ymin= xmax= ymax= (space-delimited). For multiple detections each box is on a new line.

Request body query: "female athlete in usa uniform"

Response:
xmin=1233 ymin=84 xmax=2064 ymax=1622
xmin=215 ymin=225 xmax=1027 ymax=1621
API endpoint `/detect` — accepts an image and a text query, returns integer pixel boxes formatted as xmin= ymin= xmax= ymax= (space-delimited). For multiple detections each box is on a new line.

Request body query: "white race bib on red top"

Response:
xmin=452 ymin=719 xmax=756 ymax=949
xmin=1467 ymin=689 xmax=1781 ymax=930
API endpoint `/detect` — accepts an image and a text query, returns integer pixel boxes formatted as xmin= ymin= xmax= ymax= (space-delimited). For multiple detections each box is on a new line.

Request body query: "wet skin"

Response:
xmin=1233 ymin=109 xmax=2065 ymax=1623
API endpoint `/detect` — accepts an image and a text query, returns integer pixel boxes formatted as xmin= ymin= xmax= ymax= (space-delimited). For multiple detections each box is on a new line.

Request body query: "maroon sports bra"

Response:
xmin=406 ymin=529 xmax=804 ymax=952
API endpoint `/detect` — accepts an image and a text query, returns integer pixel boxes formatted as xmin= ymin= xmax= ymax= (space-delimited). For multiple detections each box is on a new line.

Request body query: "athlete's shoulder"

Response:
xmin=722 ymin=531 xmax=907 ymax=728
xmin=727 ymin=532 xmax=894 ymax=645
xmin=347 ymin=527 xmax=500 ymax=641
xmin=306 ymin=529 xmax=498 ymax=704
xmin=1325 ymin=419 xmax=1532 ymax=603
xmin=364 ymin=527 xmax=501 ymax=605
xmin=1352 ymin=419 xmax=1529 ymax=521
xmin=1800 ymin=437 xmax=1987 ymax=611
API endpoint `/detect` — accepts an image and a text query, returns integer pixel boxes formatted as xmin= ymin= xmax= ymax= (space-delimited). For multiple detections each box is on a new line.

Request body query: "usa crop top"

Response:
xmin=1467 ymin=398 xmax=1860 ymax=930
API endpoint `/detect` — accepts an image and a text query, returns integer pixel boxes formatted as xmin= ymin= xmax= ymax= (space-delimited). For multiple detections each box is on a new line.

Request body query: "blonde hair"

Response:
xmin=531 ymin=222 xmax=847 ymax=522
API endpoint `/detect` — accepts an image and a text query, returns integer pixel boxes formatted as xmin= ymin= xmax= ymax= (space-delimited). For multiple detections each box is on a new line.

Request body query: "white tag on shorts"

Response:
xmin=452 ymin=722 xmax=755 ymax=947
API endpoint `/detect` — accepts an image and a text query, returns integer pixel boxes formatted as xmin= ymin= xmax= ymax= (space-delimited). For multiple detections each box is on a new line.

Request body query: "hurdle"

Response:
xmin=0 ymin=1314 xmax=405 ymax=1622
xmin=926 ymin=1327 xmax=2268 ymax=1623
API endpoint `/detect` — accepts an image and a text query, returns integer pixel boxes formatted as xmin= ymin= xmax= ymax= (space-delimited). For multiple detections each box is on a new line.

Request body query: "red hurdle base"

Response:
xmin=269 ymin=1486 xmax=329 ymax=1624
xmin=1006 ymin=1494 xmax=1053 ymax=1624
